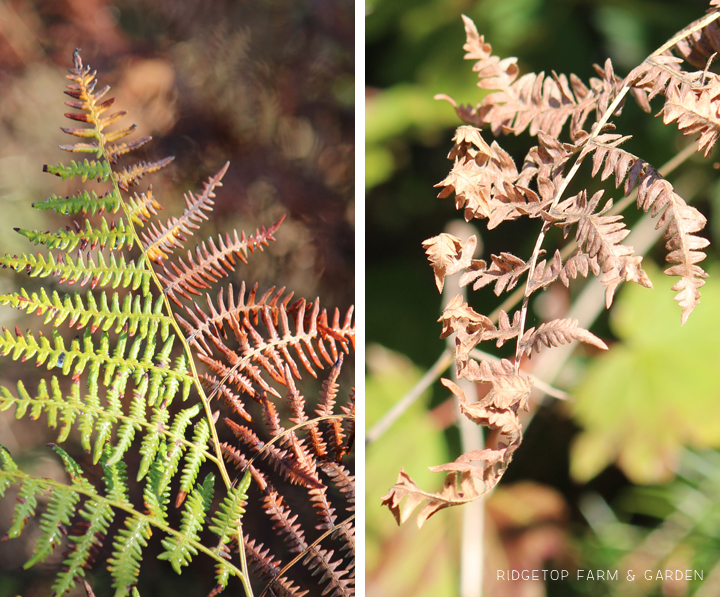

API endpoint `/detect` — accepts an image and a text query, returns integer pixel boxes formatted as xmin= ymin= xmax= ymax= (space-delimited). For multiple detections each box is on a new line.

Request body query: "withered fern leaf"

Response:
xmin=383 ymin=3 xmax=718 ymax=528
xmin=0 ymin=49 xmax=354 ymax=597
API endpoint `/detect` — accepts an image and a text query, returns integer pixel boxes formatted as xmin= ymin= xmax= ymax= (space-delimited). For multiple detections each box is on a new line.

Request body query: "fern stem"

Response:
xmin=365 ymin=349 xmax=453 ymax=446
xmin=74 ymin=66 xmax=253 ymax=596
xmin=653 ymin=9 xmax=720 ymax=58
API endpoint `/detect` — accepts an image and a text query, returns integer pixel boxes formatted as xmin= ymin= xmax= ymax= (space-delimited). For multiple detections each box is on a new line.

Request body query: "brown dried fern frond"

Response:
xmin=384 ymin=4 xmax=718 ymax=529
xmin=147 ymin=176 xmax=356 ymax=594
xmin=435 ymin=16 xmax=626 ymax=142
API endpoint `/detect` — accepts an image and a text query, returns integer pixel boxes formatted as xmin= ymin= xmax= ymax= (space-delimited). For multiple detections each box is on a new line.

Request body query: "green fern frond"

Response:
xmin=43 ymin=158 xmax=112 ymax=182
xmin=16 ymin=217 xmax=135 ymax=252
xmin=108 ymin=515 xmax=152 ymax=595
xmin=137 ymin=405 xmax=172 ymax=480
xmin=0 ymin=288 xmax=172 ymax=336
xmin=101 ymin=448 xmax=130 ymax=504
xmin=0 ymin=327 xmax=192 ymax=394
xmin=53 ymin=496 xmax=115 ymax=595
xmin=0 ymin=445 xmax=249 ymax=596
xmin=23 ymin=483 xmax=80 ymax=568
xmin=157 ymin=404 xmax=201 ymax=496
xmin=0 ymin=382 xmax=217 ymax=475
xmin=50 ymin=444 xmax=95 ymax=490
xmin=177 ymin=416 xmax=211 ymax=505
xmin=210 ymin=470 xmax=251 ymax=548
xmin=159 ymin=473 xmax=214 ymax=573
xmin=4 ymin=476 xmax=49 ymax=540
xmin=209 ymin=471 xmax=251 ymax=591
xmin=0 ymin=250 xmax=152 ymax=293
xmin=142 ymin=440 xmax=171 ymax=522
xmin=31 ymin=188 xmax=122 ymax=215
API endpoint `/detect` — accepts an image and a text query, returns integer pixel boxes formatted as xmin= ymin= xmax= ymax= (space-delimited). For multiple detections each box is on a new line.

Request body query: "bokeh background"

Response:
xmin=366 ymin=0 xmax=720 ymax=596
xmin=0 ymin=1 xmax=354 ymax=596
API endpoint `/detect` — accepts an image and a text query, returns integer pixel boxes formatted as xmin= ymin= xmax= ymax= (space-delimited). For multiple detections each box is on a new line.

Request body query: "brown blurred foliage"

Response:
xmin=0 ymin=0 xmax=354 ymax=309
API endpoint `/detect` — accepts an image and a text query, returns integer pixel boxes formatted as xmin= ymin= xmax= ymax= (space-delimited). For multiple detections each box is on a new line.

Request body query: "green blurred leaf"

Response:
xmin=570 ymin=262 xmax=720 ymax=484
xmin=366 ymin=344 xmax=458 ymax=597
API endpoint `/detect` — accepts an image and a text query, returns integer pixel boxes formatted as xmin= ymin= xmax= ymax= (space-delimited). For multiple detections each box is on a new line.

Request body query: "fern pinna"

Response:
xmin=382 ymin=4 xmax=719 ymax=527
xmin=0 ymin=50 xmax=355 ymax=597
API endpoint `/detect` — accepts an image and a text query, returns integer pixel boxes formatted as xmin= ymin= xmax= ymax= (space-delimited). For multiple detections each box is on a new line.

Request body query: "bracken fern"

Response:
xmin=0 ymin=49 xmax=354 ymax=597
xmin=382 ymin=1 xmax=719 ymax=528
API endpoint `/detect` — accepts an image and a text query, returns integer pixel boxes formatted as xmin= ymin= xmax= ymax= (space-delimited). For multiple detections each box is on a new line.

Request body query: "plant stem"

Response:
xmin=512 ymin=10 xmax=718 ymax=371
xmin=365 ymin=349 xmax=453 ymax=446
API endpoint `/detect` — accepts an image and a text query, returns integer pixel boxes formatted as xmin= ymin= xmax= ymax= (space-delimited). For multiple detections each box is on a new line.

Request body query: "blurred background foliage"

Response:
xmin=0 ymin=1 xmax=353 ymax=596
xmin=366 ymin=0 xmax=720 ymax=595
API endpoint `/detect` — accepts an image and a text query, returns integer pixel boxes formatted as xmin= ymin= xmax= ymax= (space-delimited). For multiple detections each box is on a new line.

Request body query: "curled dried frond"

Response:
xmin=422 ymin=233 xmax=477 ymax=292
xmin=385 ymin=7 xmax=715 ymax=529
xmin=459 ymin=252 xmax=529 ymax=295
xmin=435 ymin=134 xmax=540 ymax=226
xmin=382 ymin=375 xmax=527 ymax=527
xmin=436 ymin=16 xmax=624 ymax=141
xmin=661 ymin=74 xmax=720 ymax=156
xmin=551 ymin=189 xmax=652 ymax=306
xmin=588 ymin=141 xmax=709 ymax=322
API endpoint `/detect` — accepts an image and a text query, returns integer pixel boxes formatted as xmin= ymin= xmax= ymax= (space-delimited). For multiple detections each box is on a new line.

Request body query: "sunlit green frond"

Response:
xmin=178 ymin=417 xmax=211 ymax=504
xmin=143 ymin=441 xmax=171 ymax=523
xmin=4 ymin=477 xmax=49 ymax=540
xmin=50 ymin=444 xmax=95 ymax=490
xmin=24 ymin=483 xmax=80 ymax=568
xmin=106 ymin=382 xmax=147 ymax=467
xmin=210 ymin=470 xmax=251 ymax=548
xmin=0 ymin=251 xmax=152 ymax=293
xmin=43 ymin=158 xmax=112 ymax=182
xmin=159 ymin=474 xmax=214 ymax=573
xmin=31 ymin=188 xmax=121 ymax=216
xmin=0 ymin=446 xmax=18 ymax=497
xmin=97 ymin=452 xmax=128 ymax=508
xmin=137 ymin=405 xmax=171 ymax=481
xmin=157 ymin=403 xmax=202 ymax=496
xmin=0 ymin=288 xmax=172 ymax=337
xmin=16 ymin=217 xmax=134 ymax=252
xmin=0 ymin=327 xmax=192 ymax=398
xmin=214 ymin=561 xmax=241 ymax=595
xmin=0 ymin=377 xmax=77 ymax=442
xmin=108 ymin=515 xmax=152 ymax=596
xmin=53 ymin=496 xmax=115 ymax=595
